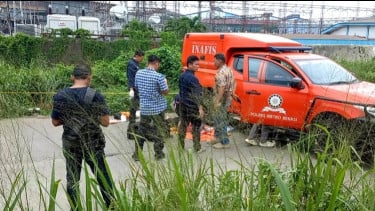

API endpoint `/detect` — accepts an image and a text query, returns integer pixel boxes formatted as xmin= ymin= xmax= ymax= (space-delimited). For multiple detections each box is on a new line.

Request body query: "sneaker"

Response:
xmin=155 ymin=153 xmax=165 ymax=160
xmin=132 ymin=153 xmax=140 ymax=161
xmin=245 ymin=138 xmax=258 ymax=146
xmin=213 ymin=142 xmax=230 ymax=149
xmin=259 ymin=140 xmax=276 ymax=148
xmin=194 ymin=148 xmax=206 ymax=154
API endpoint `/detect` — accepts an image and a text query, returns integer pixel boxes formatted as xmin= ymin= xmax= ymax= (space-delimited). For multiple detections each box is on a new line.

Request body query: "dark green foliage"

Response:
xmin=337 ymin=58 xmax=375 ymax=82
xmin=81 ymin=39 xmax=110 ymax=62
xmin=75 ymin=29 xmax=91 ymax=39
xmin=92 ymin=51 xmax=133 ymax=114
xmin=121 ymin=20 xmax=156 ymax=50
xmin=146 ymin=46 xmax=183 ymax=90
xmin=164 ymin=16 xmax=207 ymax=39
xmin=49 ymin=28 xmax=75 ymax=38
xmin=0 ymin=33 xmax=45 ymax=67
xmin=160 ymin=32 xmax=182 ymax=50
xmin=0 ymin=63 xmax=72 ymax=118
xmin=44 ymin=37 xmax=75 ymax=65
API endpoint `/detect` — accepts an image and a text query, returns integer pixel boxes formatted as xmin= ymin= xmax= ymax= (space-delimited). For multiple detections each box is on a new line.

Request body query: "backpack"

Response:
xmin=62 ymin=88 xmax=104 ymax=146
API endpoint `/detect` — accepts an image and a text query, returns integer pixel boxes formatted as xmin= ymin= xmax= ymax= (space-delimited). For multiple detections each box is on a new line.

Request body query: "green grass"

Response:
xmin=1 ymin=57 xmax=375 ymax=210
xmin=1 ymin=118 xmax=375 ymax=211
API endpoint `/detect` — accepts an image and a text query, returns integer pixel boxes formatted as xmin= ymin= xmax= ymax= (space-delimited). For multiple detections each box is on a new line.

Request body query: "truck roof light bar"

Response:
xmin=269 ymin=46 xmax=312 ymax=53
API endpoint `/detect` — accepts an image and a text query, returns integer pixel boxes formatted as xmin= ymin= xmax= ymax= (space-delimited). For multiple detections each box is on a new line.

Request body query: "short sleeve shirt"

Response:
xmin=215 ymin=65 xmax=235 ymax=104
xmin=51 ymin=87 xmax=109 ymax=142
xmin=135 ymin=68 xmax=168 ymax=115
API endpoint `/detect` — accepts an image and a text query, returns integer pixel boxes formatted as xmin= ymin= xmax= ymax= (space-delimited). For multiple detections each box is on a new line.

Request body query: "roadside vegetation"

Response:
xmin=1 ymin=18 xmax=375 ymax=210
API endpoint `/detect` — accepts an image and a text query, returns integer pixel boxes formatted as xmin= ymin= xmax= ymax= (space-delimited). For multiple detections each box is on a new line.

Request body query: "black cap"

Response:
xmin=72 ymin=64 xmax=91 ymax=79
xmin=214 ymin=53 xmax=226 ymax=63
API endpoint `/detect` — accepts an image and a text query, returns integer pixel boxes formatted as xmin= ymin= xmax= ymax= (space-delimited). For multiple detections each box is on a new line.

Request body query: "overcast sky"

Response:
xmin=109 ymin=1 xmax=375 ymax=20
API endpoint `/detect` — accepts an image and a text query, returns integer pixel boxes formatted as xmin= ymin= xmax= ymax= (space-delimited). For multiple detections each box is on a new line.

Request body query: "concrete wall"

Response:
xmin=311 ymin=45 xmax=375 ymax=61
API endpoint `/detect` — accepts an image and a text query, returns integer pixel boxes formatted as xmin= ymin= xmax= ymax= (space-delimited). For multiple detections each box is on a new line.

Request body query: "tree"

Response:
xmin=122 ymin=20 xmax=154 ymax=33
xmin=122 ymin=20 xmax=157 ymax=50
xmin=164 ymin=16 xmax=207 ymax=39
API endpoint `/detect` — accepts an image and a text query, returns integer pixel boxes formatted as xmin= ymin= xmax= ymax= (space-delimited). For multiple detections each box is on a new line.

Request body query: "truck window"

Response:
xmin=248 ymin=58 xmax=262 ymax=80
xmin=233 ymin=57 xmax=243 ymax=74
xmin=264 ymin=61 xmax=293 ymax=86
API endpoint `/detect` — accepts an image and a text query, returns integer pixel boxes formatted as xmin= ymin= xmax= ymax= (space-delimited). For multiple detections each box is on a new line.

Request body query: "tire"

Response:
xmin=308 ymin=113 xmax=373 ymax=166
xmin=308 ymin=113 xmax=357 ymax=154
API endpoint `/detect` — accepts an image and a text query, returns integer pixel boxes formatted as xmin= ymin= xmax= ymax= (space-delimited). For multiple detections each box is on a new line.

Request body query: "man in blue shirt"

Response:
xmin=132 ymin=54 xmax=169 ymax=161
xmin=126 ymin=50 xmax=144 ymax=125
xmin=178 ymin=55 xmax=205 ymax=153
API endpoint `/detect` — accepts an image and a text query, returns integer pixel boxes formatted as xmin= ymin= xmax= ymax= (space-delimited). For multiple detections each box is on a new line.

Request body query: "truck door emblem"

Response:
xmin=261 ymin=94 xmax=286 ymax=114
xmin=268 ymin=94 xmax=283 ymax=108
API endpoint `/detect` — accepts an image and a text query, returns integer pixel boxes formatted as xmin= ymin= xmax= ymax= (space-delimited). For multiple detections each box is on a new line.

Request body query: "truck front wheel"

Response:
xmin=307 ymin=113 xmax=372 ymax=165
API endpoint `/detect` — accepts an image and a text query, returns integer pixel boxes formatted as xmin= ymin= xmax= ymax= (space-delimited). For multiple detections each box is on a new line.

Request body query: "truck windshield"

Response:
xmin=294 ymin=58 xmax=358 ymax=85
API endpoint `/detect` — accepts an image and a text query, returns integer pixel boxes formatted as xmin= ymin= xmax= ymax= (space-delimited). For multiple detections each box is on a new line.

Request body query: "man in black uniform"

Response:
xmin=126 ymin=50 xmax=145 ymax=131
xmin=51 ymin=64 xmax=114 ymax=210
xmin=178 ymin=55 xmax=205 ymax=153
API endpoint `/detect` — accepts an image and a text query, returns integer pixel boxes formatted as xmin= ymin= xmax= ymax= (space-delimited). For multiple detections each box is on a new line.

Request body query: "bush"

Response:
xmin=0 ymin=33 xmax=45 ymax=67
xmin=92 ymin=51 xmax=133 ymax=114
xmin=146 ymin=45 xmax=183 ymax=90
xmin=337 ymin=58 xmax=375 ymax=83
xmin=0 ymin=63 xmax=72 ymax=117
xmin=160 ymin=32 xmax=182 ymax=50
xmin=75 ymin=29 xmax=91 ymax=39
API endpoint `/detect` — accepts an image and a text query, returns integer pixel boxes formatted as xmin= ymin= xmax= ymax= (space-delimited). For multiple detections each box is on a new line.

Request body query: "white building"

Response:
xmin=321 ymin=17 xmax=375 ymax=39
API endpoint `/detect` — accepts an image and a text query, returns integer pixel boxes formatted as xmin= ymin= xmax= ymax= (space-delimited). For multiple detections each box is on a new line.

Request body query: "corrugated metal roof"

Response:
xmin=279 ymin=34 xmax=368 ymax=40
xmin=277 ymin=33 xmax=375 ymax=46
xmin=322 ymin=22 xmax=375 ymax=34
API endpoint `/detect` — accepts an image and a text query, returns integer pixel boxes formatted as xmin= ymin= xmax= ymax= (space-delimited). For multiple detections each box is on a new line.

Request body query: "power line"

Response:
xmin=2 ymin=1 xmax=375 ymax=36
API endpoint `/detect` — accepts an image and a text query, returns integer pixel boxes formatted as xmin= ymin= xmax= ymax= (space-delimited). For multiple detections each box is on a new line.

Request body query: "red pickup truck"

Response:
xmin=182 ymin=32 xmax=375 ymax=162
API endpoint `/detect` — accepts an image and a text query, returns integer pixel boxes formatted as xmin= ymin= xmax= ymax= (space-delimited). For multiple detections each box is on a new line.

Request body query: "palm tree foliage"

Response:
xmin=164 ymin=16 xmax=207 ymax=39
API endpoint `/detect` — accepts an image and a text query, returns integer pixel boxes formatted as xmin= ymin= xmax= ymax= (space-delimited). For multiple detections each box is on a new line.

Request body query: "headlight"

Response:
xmin=366 ymin=106 xmax=375 ymax=117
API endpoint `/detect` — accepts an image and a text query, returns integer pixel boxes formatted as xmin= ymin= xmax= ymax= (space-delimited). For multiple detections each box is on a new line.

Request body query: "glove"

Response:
xmin=129 ymin=89 xmax=134 ymax=99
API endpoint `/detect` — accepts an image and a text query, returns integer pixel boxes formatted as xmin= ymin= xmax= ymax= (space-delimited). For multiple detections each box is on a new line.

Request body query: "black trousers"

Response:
xmin=134 ymin=112 xmax=167 ymax=157
xmin=178 ymin=104 xmax=202 ymax=151
xmin=129 ymin=90 xmax=139 ymax=124
xmin=63 ymin=143 xmax=114 ymax=210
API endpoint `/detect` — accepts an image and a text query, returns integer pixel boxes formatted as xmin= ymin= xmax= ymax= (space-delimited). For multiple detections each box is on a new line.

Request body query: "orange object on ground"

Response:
xmin=121 ymin=111 xmax=130 ymax=119
xmin=185 ymin=124 xmax=215 ymax=142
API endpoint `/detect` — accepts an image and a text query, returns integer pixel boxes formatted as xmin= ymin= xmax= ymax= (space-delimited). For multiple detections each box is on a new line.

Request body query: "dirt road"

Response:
xmin=0 ymin=115 xmax=293 ymax=210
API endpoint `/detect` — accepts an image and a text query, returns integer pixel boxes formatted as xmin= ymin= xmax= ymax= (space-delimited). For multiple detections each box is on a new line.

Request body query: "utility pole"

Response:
xmin=198 ymin=1 xmax=202 ymax=19
xmin=6 ymin=1 xmax=12 ymax=35
xmin=13 ymin=1 xmax=16 ymax=34
xmin=242 ymin=1 xmax=246 ymax=32
xmin=20 ymin=1 xmax=24 ymax=24
xmin=319 ymin=5 xmax=324 ymax=34
xmin=209 ymin=1 xmax=215 ymax=32
xmin=308 ymin=1 xmax=313 ymax=34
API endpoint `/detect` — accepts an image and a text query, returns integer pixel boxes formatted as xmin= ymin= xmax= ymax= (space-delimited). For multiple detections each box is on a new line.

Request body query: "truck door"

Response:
xmin=228 ymin=55 xmax=245 ymax=115
xmin=241 ymin=57 xmax=309 ymax=130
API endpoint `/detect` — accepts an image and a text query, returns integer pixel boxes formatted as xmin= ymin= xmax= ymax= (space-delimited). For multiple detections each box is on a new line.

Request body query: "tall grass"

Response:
xmin=1 ymin=59 xmax=375 ymax=210
xmin=2 ymin=123 xmax=375 ymax=210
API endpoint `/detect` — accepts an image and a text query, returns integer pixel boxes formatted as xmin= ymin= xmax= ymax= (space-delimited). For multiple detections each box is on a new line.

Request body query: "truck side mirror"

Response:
xmin=290 ymin=77 xmax=304 ymax=89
